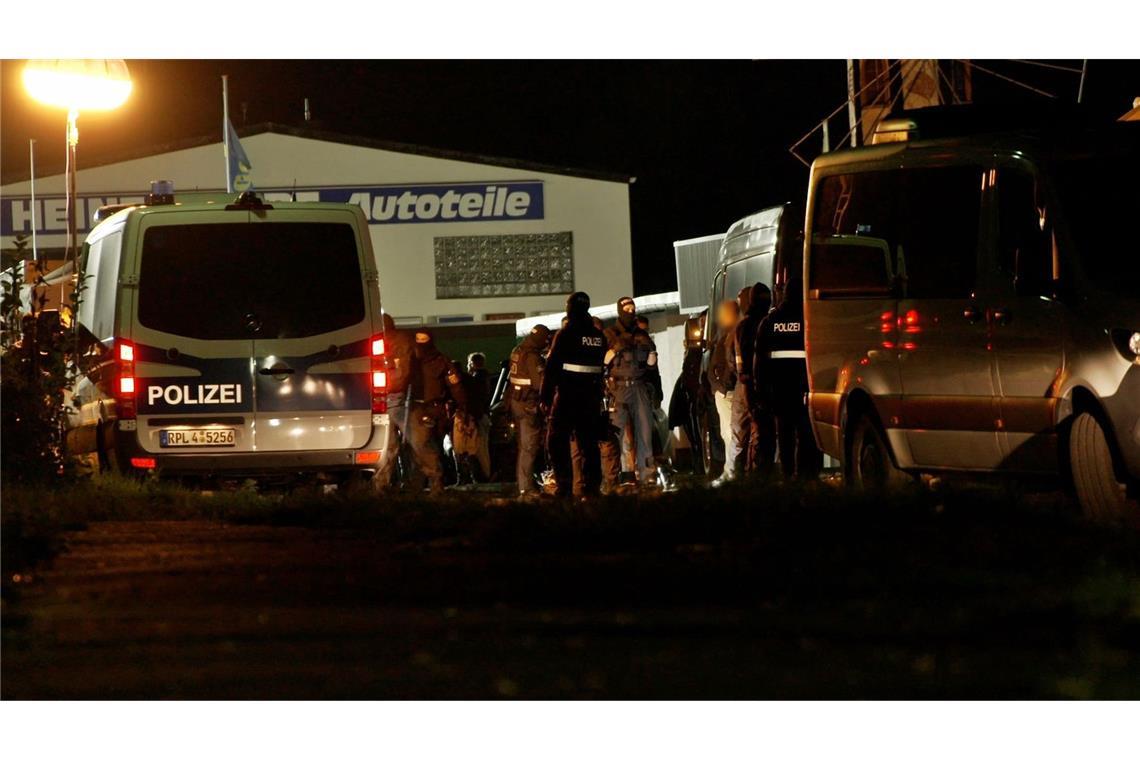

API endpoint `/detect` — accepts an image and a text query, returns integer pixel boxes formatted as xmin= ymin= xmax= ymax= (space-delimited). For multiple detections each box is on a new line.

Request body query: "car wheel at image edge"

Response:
xmin=1069 ymin=411 xmax=1137 ymax=523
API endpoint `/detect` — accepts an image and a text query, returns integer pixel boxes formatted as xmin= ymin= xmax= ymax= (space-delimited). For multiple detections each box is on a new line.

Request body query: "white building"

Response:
xmin=0 ymin=123 xmax=634 ymax=327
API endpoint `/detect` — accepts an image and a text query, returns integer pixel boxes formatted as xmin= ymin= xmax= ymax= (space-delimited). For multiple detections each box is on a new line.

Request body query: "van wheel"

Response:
xmin=846 ymin=414 xmax=911 ymax=492
xmin=1069 ymin=412 xmax=1137 ymax=523
xmin=96 ymin=423 xmax=121 ymax=476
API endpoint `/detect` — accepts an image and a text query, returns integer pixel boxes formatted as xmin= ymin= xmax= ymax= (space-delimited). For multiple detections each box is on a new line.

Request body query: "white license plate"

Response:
xmin=160 ymin=428 xmax=236 ymax=447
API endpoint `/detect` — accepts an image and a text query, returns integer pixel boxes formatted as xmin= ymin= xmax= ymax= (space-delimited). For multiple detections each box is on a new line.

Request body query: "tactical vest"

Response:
xmin=607 ymin=324 xmax=656 ymax=382
xmin=509 ymin=346 xmax=539 ymax=400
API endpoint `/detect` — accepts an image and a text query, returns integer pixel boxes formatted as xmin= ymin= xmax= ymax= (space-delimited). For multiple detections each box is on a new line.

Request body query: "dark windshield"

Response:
xmin=1053 ymin=151 xmax=1140 ymax=298
xmin=138 ymin=222 xmax=365 ymax=340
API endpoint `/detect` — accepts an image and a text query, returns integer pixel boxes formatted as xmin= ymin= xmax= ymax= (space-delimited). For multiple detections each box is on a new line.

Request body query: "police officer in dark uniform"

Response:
xmin=602 ymin=296 xmax=658 ymax=486
xmin=507 ymin=324 xmax=550 ymax=498
xmin=408 ymin=330 xmax=468 ymax=495
xmin=754 ymin=276 xmax=822 ymax=480
xmin=734 ymin=282 xmax=776 ymax=475
xmin=541 ymin=292 xmax=607 ymax=498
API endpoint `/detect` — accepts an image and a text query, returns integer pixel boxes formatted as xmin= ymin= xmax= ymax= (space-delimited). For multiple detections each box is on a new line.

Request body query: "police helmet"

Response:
xmin=566 ymin=291 xmax=591 ymax=315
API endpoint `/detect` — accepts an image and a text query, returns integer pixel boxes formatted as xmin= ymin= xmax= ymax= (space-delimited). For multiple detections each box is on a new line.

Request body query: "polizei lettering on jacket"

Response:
xmin=147 ymin=383 xmax=243 ymax=406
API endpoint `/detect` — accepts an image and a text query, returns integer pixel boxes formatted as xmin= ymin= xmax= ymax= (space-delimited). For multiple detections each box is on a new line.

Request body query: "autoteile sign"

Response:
xmin=307 ymin=181 xmax=545 ymax=225
xmin=0 ymin=180 xmax=545 ymax=238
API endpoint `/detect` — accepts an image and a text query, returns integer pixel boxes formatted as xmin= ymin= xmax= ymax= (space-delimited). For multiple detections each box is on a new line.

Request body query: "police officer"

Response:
xmin=755 ymin=276 xmax=822 ymax=481
xmin=602 ymin=296 xmax=659 ymax=487
xmin=378 ymin=313 xmax=415 ymax=488
xmin=734 ymin=282 xmax=776 ymax=475
xmin=408 ymin=330 xmax=468 ymax=495
xmin=507 ymin=324 xmax=550 ymax=498
xmin=541 ymin=292 xmax=607 ymax=498
xmin=567 ymin=316 xmax=615 ymax=499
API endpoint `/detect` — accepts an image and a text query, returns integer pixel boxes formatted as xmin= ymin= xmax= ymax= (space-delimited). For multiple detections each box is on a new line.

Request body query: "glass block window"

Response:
xmin=434 ymin=232 xmax=574 ymax=299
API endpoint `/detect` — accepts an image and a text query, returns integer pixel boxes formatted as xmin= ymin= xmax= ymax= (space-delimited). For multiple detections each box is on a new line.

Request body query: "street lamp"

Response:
xmin=22 ymin=59 xmax=131 ymax=293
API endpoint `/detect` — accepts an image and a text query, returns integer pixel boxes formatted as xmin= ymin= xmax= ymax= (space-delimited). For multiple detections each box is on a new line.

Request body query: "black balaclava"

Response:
xmin=526 ymin=324 xmax=551 ymax=350
xmin=617 ymin=296 xmax=636 ymax=329
xmin=413 ymin=330 xmax=436 ymax=360
xmin=748 ymin=283 xmax=772 ymax=316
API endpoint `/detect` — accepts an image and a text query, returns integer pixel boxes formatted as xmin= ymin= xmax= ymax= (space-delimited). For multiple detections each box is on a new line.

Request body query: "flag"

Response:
xmin=225 ymin=119 xmax=253 ymax=192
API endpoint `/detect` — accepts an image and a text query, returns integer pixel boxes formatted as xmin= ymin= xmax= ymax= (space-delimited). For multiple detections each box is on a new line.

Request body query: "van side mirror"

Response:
xmin=809 ymin=235 xmax=895 ymax=299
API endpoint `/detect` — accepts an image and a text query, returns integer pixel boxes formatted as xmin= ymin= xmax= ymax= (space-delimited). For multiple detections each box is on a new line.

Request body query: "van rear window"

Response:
xmin=138 ymin=222 xmax=366 ymax=340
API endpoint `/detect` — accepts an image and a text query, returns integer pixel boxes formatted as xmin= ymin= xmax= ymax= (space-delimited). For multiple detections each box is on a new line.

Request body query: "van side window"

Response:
xmin=77 ymin=238 xmax=102 ymax=337
xmin=996 ymin=169 xmax=1055 ymax=296
xmin=895 ymin=166 xmax=982 ymax=299
xmin=724 ymin=260 xmax=747 ymax=305
xmin=812 ymin=167 xmax=982 ymax=299
xmin=811 ymin=171 xmax=899 ymax=296
xmin=92 ymin=231 xmax=122 ymax=341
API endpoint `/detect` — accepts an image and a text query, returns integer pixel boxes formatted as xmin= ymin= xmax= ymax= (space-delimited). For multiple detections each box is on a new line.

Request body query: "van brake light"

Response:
xmin=370 ymin=333 xmax=388 ymax=414
xmin=115 ymin=338 xmax=137 ymax=420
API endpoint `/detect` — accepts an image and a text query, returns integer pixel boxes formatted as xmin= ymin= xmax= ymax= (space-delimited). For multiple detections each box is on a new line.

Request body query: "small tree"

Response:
xmin=1 ymin=237 xmax=79 ymax=483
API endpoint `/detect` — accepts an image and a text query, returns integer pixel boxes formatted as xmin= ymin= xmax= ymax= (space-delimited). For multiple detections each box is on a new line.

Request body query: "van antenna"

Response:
xmin=291 ymin=179 xmax=297 ymax=202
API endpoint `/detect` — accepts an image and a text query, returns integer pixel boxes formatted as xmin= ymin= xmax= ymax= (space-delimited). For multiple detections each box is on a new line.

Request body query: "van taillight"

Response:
xmin=115 ymin=338 xmax=137 ymax=420
xmin=371 ymin=333 xmax=387 ymax=414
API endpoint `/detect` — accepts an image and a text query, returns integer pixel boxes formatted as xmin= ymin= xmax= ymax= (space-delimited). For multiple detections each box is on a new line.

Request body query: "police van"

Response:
xmin=66 ymin=183 xmax=391 ymax=485
xmin=803 ymin=113 xmax=1140 ymax=520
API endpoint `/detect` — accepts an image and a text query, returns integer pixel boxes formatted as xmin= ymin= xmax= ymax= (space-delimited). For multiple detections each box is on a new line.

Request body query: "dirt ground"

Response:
xmin=3 ymin=483 xmax=1139 ymax=699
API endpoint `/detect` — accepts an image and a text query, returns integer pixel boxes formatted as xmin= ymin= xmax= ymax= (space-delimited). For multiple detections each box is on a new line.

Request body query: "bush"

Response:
xmin=1 ymin=238 xmax=81 ymax=483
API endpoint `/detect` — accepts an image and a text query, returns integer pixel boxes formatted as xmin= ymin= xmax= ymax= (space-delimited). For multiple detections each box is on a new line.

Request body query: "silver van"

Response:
xmin=690 ymin=204 xmax=800 ymax=470
xmin=705 ymin=203 xmax=801 ymax=319
xmin=66 ymin=185 xmax=391 ymax=485
xmin=803 ymin=119 xmax=1140 ymax=520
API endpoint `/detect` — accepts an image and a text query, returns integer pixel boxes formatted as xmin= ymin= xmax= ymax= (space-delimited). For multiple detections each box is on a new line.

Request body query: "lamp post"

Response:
xmin=22 ymin=59 xmax=131 ymax=303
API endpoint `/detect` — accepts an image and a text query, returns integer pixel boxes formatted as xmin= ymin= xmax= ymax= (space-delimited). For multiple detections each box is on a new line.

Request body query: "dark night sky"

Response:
xmin=3 ymin=60 xmax=1137 ymax=294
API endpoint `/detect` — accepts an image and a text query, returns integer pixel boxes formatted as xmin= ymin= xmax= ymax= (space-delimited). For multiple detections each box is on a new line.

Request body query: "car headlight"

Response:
xmin=1110 ymin=328 xmax=1140 ymax=363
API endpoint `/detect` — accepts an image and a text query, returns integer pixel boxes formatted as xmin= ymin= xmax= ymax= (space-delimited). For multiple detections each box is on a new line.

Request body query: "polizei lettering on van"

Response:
xmin=147 ymin=383 xmax=243 ymax=406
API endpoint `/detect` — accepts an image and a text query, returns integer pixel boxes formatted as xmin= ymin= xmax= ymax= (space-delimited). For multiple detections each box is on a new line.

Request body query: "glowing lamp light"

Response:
xmin=23 ymin=59 xmax=132 ymax=111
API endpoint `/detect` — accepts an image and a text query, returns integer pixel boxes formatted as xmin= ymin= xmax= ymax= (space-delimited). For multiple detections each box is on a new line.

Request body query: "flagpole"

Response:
xmin=29 ymin=138 xmax=39 ymax=267
xmin=222 ymin=74 xmax=233 ymax=193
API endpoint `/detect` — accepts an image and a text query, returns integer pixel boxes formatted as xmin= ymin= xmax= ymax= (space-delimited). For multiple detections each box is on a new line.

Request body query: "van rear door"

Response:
xmin=242 ymin=214 xmax=374 ymax=452
xmin=132 ymin=212 xmax=258 ymax=454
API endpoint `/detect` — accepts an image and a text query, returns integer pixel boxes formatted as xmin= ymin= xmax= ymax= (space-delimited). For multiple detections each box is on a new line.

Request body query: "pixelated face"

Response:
xmin=716 ymin=302 xmax=738 ymax=331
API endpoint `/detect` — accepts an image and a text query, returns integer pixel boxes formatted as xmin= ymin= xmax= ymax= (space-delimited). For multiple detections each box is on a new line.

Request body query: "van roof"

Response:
xmin=812 ymin=106 xmax=1139 ymax=172
xmin=87 ymin=195 xmax=365 ymax=237
xmin=719 ymin=203 xmax=796 ymax=265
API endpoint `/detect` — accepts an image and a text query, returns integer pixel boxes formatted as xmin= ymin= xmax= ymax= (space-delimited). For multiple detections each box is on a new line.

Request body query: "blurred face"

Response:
xmin=716 ymin=302 xmax=738 ymax=331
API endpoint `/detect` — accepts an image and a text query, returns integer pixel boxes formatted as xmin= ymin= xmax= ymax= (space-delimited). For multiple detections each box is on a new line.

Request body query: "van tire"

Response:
xmin=846 ymin=414 xmax=911 ymax=493
xmin=1069 ymin=412 xmax=1136 ymax=523
xmin=96 ymin=422 xmax=121 ymax=476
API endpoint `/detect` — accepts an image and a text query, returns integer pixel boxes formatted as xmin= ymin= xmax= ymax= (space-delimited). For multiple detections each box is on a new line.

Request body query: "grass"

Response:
xmin=3 ymin=474 xmax=1138 ymax=697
